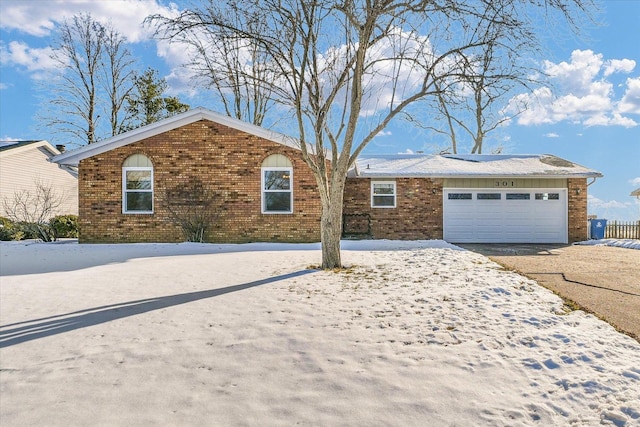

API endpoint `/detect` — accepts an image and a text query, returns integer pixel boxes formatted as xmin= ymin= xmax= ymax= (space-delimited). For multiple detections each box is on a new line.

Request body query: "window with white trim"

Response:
xmin=261 ymin=155 xmax=293 ymax=214
xmin=122 ymin=154 xmax=153 ymax=214
xmin=371 ymin=181 xmax=396 ymax=208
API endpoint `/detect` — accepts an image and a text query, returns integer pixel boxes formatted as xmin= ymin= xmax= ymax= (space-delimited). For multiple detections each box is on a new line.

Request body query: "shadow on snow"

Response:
xmin=0 ymin=270 xmax=315 ymax=348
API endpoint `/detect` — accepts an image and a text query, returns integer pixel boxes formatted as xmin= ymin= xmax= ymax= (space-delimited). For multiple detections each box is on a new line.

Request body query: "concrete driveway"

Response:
xmin=460 ymin=243 xmax=640 ymax=341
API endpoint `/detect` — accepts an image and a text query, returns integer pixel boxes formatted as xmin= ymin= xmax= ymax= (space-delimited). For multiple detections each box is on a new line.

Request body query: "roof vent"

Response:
xmin=540 ymin=155 xmax=574 ymax=168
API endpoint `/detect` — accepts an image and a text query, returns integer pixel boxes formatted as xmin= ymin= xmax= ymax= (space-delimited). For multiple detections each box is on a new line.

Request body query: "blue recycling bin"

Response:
xmin=590 ymin=219 xmax=607 ymax=240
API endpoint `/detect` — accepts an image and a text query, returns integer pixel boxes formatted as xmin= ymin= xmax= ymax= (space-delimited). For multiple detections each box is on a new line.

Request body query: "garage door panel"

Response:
xmin=443 ymin=189 xmax=567 ymax=243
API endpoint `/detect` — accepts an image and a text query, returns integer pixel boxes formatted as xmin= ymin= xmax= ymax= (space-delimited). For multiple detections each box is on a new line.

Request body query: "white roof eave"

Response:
xmin=52 ymin=107 xmax=301 ymax=166
xmin=0 ymin=140 xmax=57 ymax=158
xmin=354 ymin=172 xmax=603 ymax=179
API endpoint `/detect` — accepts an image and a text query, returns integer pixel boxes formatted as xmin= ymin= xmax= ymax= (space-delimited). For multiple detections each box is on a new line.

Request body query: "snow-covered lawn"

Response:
xmin=574 ymin=238 xmax=640 ymax=250
xmin=1 ymin=240 xmax=639 ymax=426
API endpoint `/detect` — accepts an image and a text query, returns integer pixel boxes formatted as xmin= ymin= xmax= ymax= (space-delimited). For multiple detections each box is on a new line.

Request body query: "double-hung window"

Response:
xmin=262 ymin=167 xmax=293 ymax=213
xmin=122 ymin=154 xmax=153 ymax=214
xmin=261 ymin=154 xmax=293 ymax=214
xmin=371 ymin=181 xmax=396 ymax=208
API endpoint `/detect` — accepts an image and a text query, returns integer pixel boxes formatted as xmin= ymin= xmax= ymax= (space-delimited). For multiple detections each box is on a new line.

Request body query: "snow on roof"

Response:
xmin=351 ymin=154 xmax=602 ymax=178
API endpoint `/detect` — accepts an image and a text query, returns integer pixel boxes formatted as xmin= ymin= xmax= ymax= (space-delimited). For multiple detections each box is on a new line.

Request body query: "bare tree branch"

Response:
xmin=147 ymin=0 xmax=596 ymax=268
xmin=1 ymin=180 xmax=66 ymax=242
xmin=38 ymin=13 xmax=138 ymax=146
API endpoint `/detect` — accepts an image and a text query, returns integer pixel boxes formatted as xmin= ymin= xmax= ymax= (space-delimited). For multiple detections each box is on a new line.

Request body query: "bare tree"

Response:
xmin=102 ymin=25 xmax=137 ymax=136
xmin=150 ymin=2 xmax=277 ymax=126
xmin=412 ymin=36 xmax=534 ymax=154
xmin=41 ymin=13 xmax=137 ymax=146
xmin=150 ymin=0 xmax=595 ymax=268
xmin=2 ymin=181 xmax=66 ymax=242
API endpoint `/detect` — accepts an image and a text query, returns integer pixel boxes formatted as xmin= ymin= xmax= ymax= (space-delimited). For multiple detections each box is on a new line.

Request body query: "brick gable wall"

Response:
xmin=78 ymin=120 xmax=321 ymax=243
xmin=342 ymin=177 xmax=444 ymax=240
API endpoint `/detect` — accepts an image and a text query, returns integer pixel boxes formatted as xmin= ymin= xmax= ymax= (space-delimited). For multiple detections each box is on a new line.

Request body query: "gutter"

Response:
xmin=353 ymin=172 xmax=604 ymax=179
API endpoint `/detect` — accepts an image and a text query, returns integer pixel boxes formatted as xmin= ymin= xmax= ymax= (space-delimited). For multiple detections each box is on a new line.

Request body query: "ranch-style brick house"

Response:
xmin=53 ymin=107 xmax=602 ymax=245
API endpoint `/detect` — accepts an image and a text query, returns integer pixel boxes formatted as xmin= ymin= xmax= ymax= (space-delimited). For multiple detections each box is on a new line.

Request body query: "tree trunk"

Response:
xmin=320 ymin=191 xmax=344 ymax=269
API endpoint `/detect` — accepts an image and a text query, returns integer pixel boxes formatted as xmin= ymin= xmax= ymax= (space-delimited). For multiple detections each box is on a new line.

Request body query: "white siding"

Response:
xmin=0 ymin=143 xmax=78 ymax=217
xmin=444 ymin=178 xmax=567 ymax=188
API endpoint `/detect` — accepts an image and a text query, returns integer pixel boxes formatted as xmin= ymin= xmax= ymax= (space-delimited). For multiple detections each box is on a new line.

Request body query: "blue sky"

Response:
xmin=1 ymin=0 xmax=639 ymax=221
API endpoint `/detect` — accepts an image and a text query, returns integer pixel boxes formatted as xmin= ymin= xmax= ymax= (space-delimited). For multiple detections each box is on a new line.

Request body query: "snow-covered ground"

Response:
xmin=574 ymin=238 xmax=640 ymax=250
xmin=1 ymin=240 xmax=639 ymax=426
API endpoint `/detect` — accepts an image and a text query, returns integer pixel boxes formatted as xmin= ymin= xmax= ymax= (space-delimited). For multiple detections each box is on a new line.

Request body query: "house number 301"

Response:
xmin=495 ymin=180 xmax=515 ymax=187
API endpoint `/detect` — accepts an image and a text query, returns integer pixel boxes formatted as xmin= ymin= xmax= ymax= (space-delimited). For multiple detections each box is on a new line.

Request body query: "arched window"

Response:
xmin=261 ymin=154 xmax=293 ymax=214
xmin=122 ymin=154 xmax=153 ymax=213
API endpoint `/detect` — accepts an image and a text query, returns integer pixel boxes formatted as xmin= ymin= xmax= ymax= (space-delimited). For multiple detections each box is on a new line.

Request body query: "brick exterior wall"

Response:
xmin=343 ymin=177 xmax=588 ymax=243
xmin=78 ymin=119 xmax=321 ymax=243
xmin=77 ymin=119 xmax=589 ymax=245
xmin=342 ymin=177 xmax=444 ymax=240
xmin=567 ymin=178 xmax=588 ymax=243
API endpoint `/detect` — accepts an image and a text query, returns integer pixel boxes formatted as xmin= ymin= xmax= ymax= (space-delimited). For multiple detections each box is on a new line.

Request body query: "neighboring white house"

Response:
xmin=0 ymin=140 xmax=78 ymax=217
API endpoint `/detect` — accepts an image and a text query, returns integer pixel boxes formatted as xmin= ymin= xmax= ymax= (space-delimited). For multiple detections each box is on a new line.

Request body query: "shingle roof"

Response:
xmin=0 ymin=140 xmax=43 ymax=152
xmin=50 ymin=107 xmax=602 ymax=179
xmin=351 ymin=154 xmax=602 ymax=178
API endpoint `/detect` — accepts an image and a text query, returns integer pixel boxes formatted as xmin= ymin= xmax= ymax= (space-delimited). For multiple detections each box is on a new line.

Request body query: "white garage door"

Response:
xmin=443 ymin=189 xmax=568 ymax=243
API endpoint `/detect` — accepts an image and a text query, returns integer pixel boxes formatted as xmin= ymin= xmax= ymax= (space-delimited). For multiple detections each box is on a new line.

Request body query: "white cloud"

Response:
xmin=155 ymin=39 xmax=198 ymax=96
xmin=544 ymin=132 xmax=559 ymax=138
xmin=376 ymin=130 xmax=393 ymax=137
xmin=618 ymin=77 xmax=640 ymax=115
xmin=583 ymin=113 xmax=637 ymax=128
xmin=0 ymin=41 xmax=58 ymax=78
xmin=0 ymin=0 xmax=184 ymax=91
xmin=588 ymin=194 xmax=628 ymax=209
xmin=353 ymin=27 xmax=435 ymax=117
xmin=0 ymin=0 xmax=174 ymax=42
xmin=542 ymin=50 xmax=603 ymax=94
xmin=508 ymin=50 xmax=639 ymax=128
xmin=0 ymin=1 xmax=57 ymax=37
xmin=507 ymin=87 xmax=555 ymax=125
xmin=630 ymin=177 xmax=640 ymax=186
xmin=604 ymin=59 xmax=636 ymax=77
xmin=398 ymin=148 xmax=414 ymax=154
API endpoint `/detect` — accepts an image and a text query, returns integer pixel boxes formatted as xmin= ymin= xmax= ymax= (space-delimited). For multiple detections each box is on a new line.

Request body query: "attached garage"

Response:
xmin=347 ymin=154 xmax=603 ymax=244
xmin=443 ymin=188 xmax=567 ymax=243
